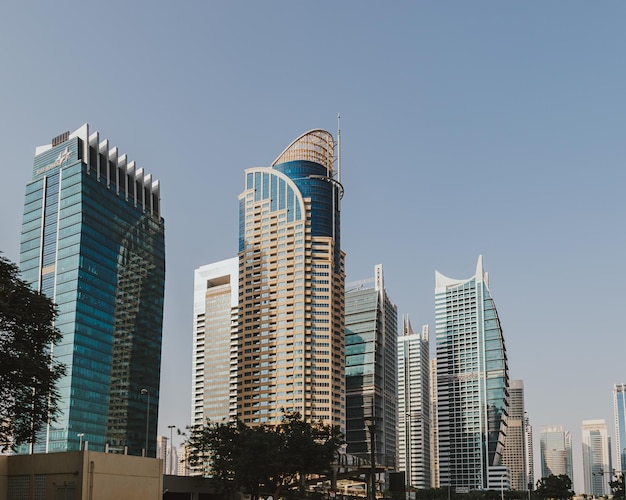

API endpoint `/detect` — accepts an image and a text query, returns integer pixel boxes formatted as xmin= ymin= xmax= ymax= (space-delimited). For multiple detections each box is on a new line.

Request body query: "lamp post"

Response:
xmin=366 ymin=421 xmax=376 ymax=500
xmin=140 ymin=388 xmax=150 ymax=457
xmin=77 ymin=433 xmax=84 ymax=451
xmin=168 ymin=425 xmax=175 ymax=474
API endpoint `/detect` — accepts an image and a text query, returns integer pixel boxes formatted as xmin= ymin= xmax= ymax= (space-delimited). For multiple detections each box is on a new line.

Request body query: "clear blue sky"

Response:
xmin=1 ymin=1 xmax=624 ymax=489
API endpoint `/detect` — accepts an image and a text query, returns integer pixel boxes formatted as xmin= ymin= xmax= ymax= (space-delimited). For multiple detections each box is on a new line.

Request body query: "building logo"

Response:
xmin=36 ymin=146 xmax=73 ymax=175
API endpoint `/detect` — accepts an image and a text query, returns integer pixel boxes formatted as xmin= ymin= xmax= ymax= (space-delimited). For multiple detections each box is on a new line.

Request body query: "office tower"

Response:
xmin=525 ymin=417 xmax=535 ymax=489
xmin=237 ymin=129 xmax=345 ymax=427
xmin=502 ymin=380 xmax=528 ymax=490
xmin=397 ymin=319 xmax=430 ymax=488
xmin=615 ymin=384 xmax=626 ymax=471
xmin=157 ymin=436 xmax=168 ymax=473
xmin=19 ymin=125 xmax=165 ymax=456
xmin=540 ymin=426 xmax=573 ymax=485
xmin=582 ymin=419 xmax=612 ymax=496
xmin=345 ymin=265 xmax=398 ymax=468
xmin=192 ymin=258 xmax=238 ymax=427
xmin=435 ymin=256 xmax=509 ymax=490
xmin=430 ymin=358 xmax=440 ymax=488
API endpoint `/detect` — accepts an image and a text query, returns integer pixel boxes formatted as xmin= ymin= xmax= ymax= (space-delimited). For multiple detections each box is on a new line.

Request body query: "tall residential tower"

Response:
xmin=345 ymin=265 xmax=398 ymax=468
xmin=435 ymin=256 xmax=509 ymax=490
xmin=236 ymin=130 xmax=345 ymax=427
xmin=19 ymin=124 xmax=165 ymax=456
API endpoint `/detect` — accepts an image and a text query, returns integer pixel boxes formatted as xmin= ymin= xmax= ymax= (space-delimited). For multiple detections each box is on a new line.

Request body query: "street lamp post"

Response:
xmin=77 ymin=433 xmax=84 ymax=451
xmin=140 ymin=388 xmax=150 ymax=457
xmin=168 ymin=425 xmax=175 ymax=474
xmin=367 ymin=421 xmax=376 ymax=500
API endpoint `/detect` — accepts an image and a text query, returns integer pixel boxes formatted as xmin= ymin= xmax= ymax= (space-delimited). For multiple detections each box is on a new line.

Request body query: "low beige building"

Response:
xmin=0 ymin=450 xmax=163 ymax=500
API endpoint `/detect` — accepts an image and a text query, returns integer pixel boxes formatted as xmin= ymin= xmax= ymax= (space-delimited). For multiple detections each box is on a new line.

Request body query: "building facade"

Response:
xmin=614 ymin=383 xmax=626 ymax=472
xmin=435 ymin=256 xmax=510 ymax=490
xmin=192 ymin=258 xmax=239 ymax=427
xmin=502 ymin=380 xmax=528 ymax=491
xmin=525 ymin=418 xmax=534 ymax=489
xmin=345 ymin=265 xmax=398 ymax=469
xmin=540 ymin=425 xmax=573 ymax=485
xmin=581 ymin=419 xmax=611 ymax=497
xmin=397 ymin=319 xmax=430 ymax=488
xmin=236 ymin=130 xmax=345 ymax=427
xmin=19 ymin=124 xmax=165 ymax=456
xmin=430 ymin=358 xmax=440 ymax=488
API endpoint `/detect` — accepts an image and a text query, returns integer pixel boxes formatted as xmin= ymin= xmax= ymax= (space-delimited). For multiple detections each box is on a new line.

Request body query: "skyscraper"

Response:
xmin=435 ymin=256 xmax=509 ymax=490
xmin=397 ymin=319 xmax=430 ymax=488
xmin=236 ymin=129 xmax=345 ymax=427
xmin=502 ymin=380 xmax=528 ymax=490
xmin=345 ymin=265 xmax=398 ymax=468
xmin=430 ymin=358 xmax=440 ymax=488
xmin=540 ymin=425 xmax=573 ymax=485
xmin=525 ymin=417 xmax=534 ymax=489
xmin=581 ymin=419 xmax=611 ymax=496
xmin=192 ymin=258 xmax=238 ymax=427
xmin=614 ymin=383 xmax=626 ymax=472
xmin=19 ymin=124 xmax=165 ymax=456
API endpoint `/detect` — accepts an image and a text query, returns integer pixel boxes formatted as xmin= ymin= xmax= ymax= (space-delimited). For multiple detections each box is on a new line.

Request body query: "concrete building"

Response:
xmin=614 ymin=383 xmax=626 ymax=472
xmin=581 ymin=419 xmax=611 ymax=497
xmin=18 ymin=125 xmax=165 ymax=457
xmin=236 ymin=129 xmax=345 ymax=427
xmin=430 ymin=358 xmax=440 ymax=488
xmin=192 ymin=258 xmax=239 ymax=427
xmin=397 ymin=319 xmax=430 ymax=488
xmin=345 ymin=265 xmax=397 ymax=469
xmin=502 ymin=380 xmax=528 ymax=490
xmin=540 ymin=425 xmax=573 ymax=486
xmin=525 ymin=418 xmax=534 ymax=489
xmin=435 ymin=256 xmax=510 ymax=490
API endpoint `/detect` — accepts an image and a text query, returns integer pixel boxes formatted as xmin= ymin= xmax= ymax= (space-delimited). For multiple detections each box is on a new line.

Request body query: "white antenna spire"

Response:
xmin=337 ymin=113 xmax=341 ymax=183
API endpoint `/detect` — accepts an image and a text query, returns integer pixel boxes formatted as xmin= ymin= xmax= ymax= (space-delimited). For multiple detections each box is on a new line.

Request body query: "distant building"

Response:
xmin=435 ymin=256 xmax=509 ymax=490
xmin=614 ymin=384 xmax=626 ymax=471
xmin=157 ymin=436 xmax=168 ymax=474
xmin=192 ymin=258 xmax=239 ymax=427
xmin=502 ymin=380 xmax=528 ymax=490
xmin=430 ymin=358 xmax=440 ymax=488
xmin=540 ymin=425 xmax=573 ymax=487
xmin=581 ymin=419 xmax=611 ymax=497
xmin=397 ymin=320 xmax=430 ymax=488
xmin=18 ymin=124 xmax=165 ymax=456
xmin=525 ymin=417 xmax=535 ymax=489
xmin=345 ymin=265 xmax=398 ymax=469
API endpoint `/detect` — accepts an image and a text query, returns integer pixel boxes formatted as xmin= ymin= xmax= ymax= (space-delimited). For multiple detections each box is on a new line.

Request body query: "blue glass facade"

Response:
xmin=435 ymin=257 xmax=509 ymax=490
xmin=19 ymin=129 xmax=165 ymax=457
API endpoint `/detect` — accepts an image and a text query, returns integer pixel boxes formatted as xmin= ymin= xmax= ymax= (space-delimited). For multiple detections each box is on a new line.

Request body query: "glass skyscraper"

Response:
xmin=19 ymin=124 xmax=165 ymax=456
xmin=502 ymin=380 xmax=528 ymax=491
xmin=236 ymin=129 xmax=345 ymax=428
xmin=614 ymin=383 xmax=626 ymax=472
xmin=540 ymin=425 xmax=573 ymax=484
xmin=435 ymin=256 xmax=509 ymax=490
xmin=581 ymin=419 xmax=611 ymax=497
xmin=345 ymin=265 xmax=398 ymax=469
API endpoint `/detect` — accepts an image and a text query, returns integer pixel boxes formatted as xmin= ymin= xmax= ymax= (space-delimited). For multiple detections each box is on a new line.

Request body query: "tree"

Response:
xmin=535 ymin=474 xmax=574 ymax=500
xmin=610 ymin=473 xmax=624 ymax=500
xmin=185 ymin=411 xmax=344 ymax=500
xmin=0 ymin=254 xmax=66 ymax=451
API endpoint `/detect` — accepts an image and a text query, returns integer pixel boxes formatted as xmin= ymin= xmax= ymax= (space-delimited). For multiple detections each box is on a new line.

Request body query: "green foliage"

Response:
xmin=0 ymin=254 xmax=66 ymax=451
xmin=185 ymin=411 xmax=344 ymax=500
xmin=535 ymin=474 xmax=574 ymax=500
xmin=610 ymin=473 xmax=624 ymax=500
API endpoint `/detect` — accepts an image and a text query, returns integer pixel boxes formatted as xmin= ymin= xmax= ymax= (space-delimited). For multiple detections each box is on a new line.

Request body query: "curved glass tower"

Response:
xmin=435 ymin=256 xmax=509 ymax=490
xmin=237 ymin=130 xmax=345 ymax=428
